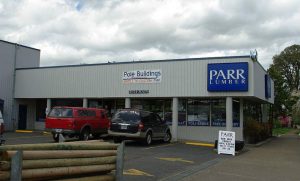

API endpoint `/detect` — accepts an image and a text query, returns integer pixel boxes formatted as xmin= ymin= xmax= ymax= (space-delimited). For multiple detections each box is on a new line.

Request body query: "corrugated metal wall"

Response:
xmin=0 ymin=42 xmax=15 ymax=130
xmin=0 ymin=41 xmax=40 ymax=130
xmin=14 ymin=57 xmax=270 ymax=101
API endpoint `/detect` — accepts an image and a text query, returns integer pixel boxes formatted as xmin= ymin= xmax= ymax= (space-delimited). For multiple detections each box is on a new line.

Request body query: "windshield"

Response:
xmin=112 ymin=110 xmax=140 ymax=123
xmin=48 ymin=108 xmax=73 ymax=118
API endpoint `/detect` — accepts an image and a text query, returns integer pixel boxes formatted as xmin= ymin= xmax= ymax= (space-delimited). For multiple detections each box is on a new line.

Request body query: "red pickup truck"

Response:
xmin=45 ymin=107 xmax=110 ymax=142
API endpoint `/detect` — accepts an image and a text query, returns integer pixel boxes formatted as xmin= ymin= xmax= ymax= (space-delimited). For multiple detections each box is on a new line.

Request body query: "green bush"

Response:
xmin=273 ymin=119 xmax=281 ymax=128
xmin=244 ymin=120 xmax=271 ymax=144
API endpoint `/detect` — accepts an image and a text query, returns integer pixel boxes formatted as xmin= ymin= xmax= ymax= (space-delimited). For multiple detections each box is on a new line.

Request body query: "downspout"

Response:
xmin=11 ymin=44 xmax=18 ymax=130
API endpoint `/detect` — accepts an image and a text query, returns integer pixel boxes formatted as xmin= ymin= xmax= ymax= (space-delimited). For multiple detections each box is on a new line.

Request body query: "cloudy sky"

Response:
xmin=0 ymin=0 xmax=299 ymax=68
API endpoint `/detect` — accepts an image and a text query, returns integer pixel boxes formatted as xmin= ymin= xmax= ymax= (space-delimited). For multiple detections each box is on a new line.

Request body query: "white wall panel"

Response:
xmin=178 ymin=126 xmax=243 ymax=142
xmin=16 ymin=57 xmax=268 ymax=100
xmin=253 ymin=61 xmax=275 ymax=104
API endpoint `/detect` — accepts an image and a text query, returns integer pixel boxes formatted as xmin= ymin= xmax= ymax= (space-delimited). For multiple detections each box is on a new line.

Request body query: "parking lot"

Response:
xmin=3 ymin=132 xmax=226 ymax=181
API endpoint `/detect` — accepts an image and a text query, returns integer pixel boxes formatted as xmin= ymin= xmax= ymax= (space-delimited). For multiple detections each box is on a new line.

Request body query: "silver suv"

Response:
xmin=0 ymin=111 xmax=5 ymax=145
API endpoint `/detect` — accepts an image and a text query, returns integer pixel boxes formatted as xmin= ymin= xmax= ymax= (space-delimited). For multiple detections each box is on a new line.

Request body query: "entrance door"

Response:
xmin=0 ymin=99 xmax=4 ymax=113
xmin=18 ymin=105 xmax=27 ymax=130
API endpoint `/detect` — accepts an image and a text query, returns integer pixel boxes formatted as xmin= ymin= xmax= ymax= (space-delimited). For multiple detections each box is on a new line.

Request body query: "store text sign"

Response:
xmin=123 ymin=70 xmax=161 ymax=84
xmin=207 ymin=62 xmax=248 ymax=91
xmin=218 ymin=130 xmax=235 ymax=156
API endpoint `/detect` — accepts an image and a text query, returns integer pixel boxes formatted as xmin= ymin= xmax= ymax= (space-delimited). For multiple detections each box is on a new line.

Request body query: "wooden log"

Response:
xmin=0 ymin=156 xmax=116 ymax=171
xmin=2 ymin=150 xmax=117 ymax=160
xmin=0 ymin=164 xmax=116 ymax=180
xmin=0 ymin=142 xmax=118 ymax=151
xmin=53 ymin=174 xmax=115 ymax=181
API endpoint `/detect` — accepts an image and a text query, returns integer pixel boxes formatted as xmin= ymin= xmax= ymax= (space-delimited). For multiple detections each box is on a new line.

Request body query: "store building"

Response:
xmin=1 ymin=40 xmax=274 ymax=142
xmin=0 ymin=40 xmax=40 ymax=130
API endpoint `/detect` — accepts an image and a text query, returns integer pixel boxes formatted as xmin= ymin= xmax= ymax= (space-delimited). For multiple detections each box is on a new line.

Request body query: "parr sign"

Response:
xmin=207 ymin=62 xmax=248 ymax=91
xmin=218 ymin=130 xmax=235 ymax=156
xmin=123 ymin=70 xmax=161 ymax=84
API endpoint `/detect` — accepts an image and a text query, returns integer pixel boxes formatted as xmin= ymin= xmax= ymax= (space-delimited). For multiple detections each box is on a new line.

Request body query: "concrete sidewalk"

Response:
xmin=182 ymin=129 xmax=300 ymax=181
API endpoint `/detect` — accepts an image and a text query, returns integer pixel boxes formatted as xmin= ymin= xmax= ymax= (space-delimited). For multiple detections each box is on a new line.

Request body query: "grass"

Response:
xmin=272 ymin=127 xmax=292 ymax=136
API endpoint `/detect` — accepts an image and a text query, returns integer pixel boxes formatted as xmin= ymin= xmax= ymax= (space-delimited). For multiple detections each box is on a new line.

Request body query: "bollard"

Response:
xmin=116 ymin=141 xmax=124 ymax=181
xmin=10 ymin=150 xmax=23 ymax=181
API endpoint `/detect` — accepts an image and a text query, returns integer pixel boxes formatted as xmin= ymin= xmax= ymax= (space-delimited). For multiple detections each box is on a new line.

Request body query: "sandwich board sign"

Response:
xmin=218 ymin=130 xmax=235 ymax=156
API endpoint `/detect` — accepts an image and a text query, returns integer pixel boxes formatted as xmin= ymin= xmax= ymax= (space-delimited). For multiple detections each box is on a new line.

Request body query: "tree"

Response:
xmin=268 ymin=44 xmax=300 ymax=116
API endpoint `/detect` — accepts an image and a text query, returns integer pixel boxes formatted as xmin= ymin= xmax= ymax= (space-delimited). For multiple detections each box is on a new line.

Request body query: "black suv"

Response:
xmin=108 ymin=109 xmax=172 ymax=145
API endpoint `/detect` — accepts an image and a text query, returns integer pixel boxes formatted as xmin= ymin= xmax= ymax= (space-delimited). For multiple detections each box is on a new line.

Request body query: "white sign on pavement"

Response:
xmin=218 ymin=130 xmax=235 ymax=156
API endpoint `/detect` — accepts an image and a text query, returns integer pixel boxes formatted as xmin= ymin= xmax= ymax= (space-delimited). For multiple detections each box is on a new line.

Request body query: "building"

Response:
xmin=0 ymin=40 xmax=40 ymax=130
xmin=1 ymin=40 xmax=274 ymax=142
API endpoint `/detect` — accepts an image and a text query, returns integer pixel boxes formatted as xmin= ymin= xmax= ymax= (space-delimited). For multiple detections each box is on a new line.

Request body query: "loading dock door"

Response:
xmin=18 ymin=105 xmax=27 ymax=129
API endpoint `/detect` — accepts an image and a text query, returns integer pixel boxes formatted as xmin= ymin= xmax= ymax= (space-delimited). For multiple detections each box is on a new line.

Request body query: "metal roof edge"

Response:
xmin=0 ymin=40 xmax=40 ymax=51
xmin=16 ymin=55 xmax=250 ymax=70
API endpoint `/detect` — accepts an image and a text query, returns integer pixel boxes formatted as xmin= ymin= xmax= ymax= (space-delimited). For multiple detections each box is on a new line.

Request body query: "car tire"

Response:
xmin=144 ymin=132 xmax=152 ymax=145
xmin=80 ymin=128 xmax=90 ymax=141
xmin=52 ymin=133 xmax=59 ymax=142
xmin=163 ymin=131 xmax=172 ymax=143
xmin=113 ymin=137 xmax=122 ymax=143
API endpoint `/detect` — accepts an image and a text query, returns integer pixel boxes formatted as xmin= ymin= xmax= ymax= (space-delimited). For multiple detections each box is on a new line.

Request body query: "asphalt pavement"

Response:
xmin=2 ymin=129 xmax=300 ymax=181
xmin=182 ymin=129 xmax=300 ymax=181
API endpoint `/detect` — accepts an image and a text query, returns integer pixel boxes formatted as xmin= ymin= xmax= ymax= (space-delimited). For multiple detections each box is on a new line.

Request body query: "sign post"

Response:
xmin=218 ymin=130 xmax=235 ymax=156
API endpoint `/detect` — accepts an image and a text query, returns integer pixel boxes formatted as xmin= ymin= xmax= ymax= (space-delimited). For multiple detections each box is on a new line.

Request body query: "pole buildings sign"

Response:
xmin=123 ymin=70 xmax=161 ymax=84
xmin=207 ymin=62 xmax=248 ymax=91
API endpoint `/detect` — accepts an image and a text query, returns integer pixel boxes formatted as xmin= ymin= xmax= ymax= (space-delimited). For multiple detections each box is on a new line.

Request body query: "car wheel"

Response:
xmin=52 ymin=133 xmax=59 ymax=142
xmin=113 ymin=137 xmax=122 ymax=143
xmin=80 ymin=128 xmax=90 ymax=141
xmin=144 ymin=132 xmax=152 ymax=145
xmin=163 ymin=131 xmax=172 ymax=143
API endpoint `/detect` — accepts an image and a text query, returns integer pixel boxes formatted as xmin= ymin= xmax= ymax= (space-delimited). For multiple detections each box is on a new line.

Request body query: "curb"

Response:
xmin=246 ymin=137 xmax=274 ymax=147
xmin=185 ymin=142 xmax=214 ymax=147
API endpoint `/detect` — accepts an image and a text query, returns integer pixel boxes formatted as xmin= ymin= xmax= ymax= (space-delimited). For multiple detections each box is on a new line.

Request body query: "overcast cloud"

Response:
xmin=0 ymin=0 xmax=300 ymax=68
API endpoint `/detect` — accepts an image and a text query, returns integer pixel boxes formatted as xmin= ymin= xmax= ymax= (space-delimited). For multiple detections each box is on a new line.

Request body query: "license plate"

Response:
xmin=55 ymin=129 xmax=62 ymax=133
xmin=120 ymin=125 xmax=127 ymax=130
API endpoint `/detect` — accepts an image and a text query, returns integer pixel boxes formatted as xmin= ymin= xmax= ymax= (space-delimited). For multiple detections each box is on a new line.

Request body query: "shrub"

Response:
xmin=273 ymin=119 xmax=281 ymax=128
xmin=244 ymin=120 xmax=271 ymax=144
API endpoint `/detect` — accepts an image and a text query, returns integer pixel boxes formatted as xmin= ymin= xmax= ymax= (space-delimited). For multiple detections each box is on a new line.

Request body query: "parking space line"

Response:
xmin=123 ymin=169 xmax=154 ymax=177
xmin=143 ymin=143 xmax=177 ymax=150
xmin=156 ymin=157 xmax=194 ymax=164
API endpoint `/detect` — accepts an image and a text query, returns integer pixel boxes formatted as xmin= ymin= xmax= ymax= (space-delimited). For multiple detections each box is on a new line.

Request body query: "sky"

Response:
xmin=0 ymin=0 xmax=300 ymax=69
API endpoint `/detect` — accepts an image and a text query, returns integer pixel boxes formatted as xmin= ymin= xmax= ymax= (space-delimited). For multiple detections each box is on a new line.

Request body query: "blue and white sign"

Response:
xmin=208 ymin=62 xmax=248 ymax=91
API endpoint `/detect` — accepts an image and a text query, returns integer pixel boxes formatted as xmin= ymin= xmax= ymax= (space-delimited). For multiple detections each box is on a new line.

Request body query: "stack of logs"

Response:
xmin=0 ymin=141 xmax=124 ymax=181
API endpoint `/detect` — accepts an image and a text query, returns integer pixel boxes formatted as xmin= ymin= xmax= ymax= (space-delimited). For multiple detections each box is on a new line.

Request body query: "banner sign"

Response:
xmin=218 ymin=130 xmax=235 ymax=156
xmin=123 ymin=70 xmax=161 ymax=84
xmin=265 ymin=74 xmax=271 ymax=98
xmin=208 ymin=62 xmax=248 ymax=91
xmin=129 ymin=90 xmax=149 ymax=94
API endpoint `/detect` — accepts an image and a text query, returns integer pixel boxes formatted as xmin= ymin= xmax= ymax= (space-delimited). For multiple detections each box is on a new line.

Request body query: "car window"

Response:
xmin=78 ymin=110 xmax=88 ymax=117
xmin=112 ymin=110 xmax=140 ymax=123
xmin=141 ymin=111 xmax=151 ymax=123
xmin=87 ymin=110 xmax=96 ymax=117
xmin=48 ymin=108 xmax=73 ymax=118
xmin=0 ymin=111 xmax=2 ymax=119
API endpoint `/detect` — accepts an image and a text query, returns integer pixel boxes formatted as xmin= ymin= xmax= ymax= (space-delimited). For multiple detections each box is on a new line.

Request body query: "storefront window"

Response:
xmin=211 ymin=99 xmax=226 ymax=127
xmin=36 ymin=99 xmax=47 ymax=122
xmin=233 ymin=99 xmax=240 ymax=127
xmin=178 ymin=99 xmax=187 ymax=126
xmin=187 ymin=99 xmax=210 ymax=126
